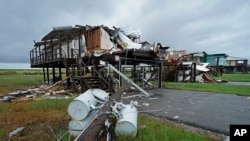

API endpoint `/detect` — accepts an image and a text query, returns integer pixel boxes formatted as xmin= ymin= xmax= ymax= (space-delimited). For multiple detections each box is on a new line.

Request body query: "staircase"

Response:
xmin=163 ymin=55 xmax=189 ymax=80
xmin=65 ymin=58 xmax=78 ymax=67
xmin=61 ymin=50 xmax=110 ymax=93
xmin=73 ymin=76 xmax=108 ymax=92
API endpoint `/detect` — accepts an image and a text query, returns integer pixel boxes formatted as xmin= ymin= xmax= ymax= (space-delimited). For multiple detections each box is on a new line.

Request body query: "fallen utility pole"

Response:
xmin=74 ymin=64 xmax=152 ymax=140
xmin=74 ymin=87 xmax=124 ymax=141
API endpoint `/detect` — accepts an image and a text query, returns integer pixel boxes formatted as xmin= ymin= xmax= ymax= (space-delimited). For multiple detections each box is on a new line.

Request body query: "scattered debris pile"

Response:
xmin=179 ymin=62 xmax=226 ymax=83
xmin=0 ymin=83 xmax=74 ymax=103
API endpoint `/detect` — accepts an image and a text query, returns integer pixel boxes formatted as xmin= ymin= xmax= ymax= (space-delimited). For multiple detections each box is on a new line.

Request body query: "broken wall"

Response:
xmin=84 ymin=27 xmax=112 ymax=55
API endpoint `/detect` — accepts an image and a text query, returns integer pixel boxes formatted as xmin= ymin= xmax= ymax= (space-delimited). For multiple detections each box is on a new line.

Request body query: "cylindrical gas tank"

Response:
xmin=68 ymin=110 xmax=98 ymax=137
xmin=67 ymin=89 xmax=108 ymax=120
xmin=68 ymin=119 xmax=83 ymax=137
xmin=115 ymin=105 xmax=138 ymax=137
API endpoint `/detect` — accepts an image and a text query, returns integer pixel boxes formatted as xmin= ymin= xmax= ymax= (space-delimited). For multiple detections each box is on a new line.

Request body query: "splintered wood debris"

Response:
xmin=0 ymin=84 xmax=75 ymax=102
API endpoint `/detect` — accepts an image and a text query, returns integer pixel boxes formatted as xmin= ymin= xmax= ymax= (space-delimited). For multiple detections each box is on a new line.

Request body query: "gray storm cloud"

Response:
xmin=0 ymin=0 xmax=249 ymax=64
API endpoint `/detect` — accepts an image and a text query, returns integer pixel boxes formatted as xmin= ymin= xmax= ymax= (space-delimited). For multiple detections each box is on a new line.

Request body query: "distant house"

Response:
xmin=188 ymin=51 xmax=207 ymax=63
xmin=186 ymin=52 xmax=248 ymax=73
xmin=225 ymin=56 xmax=248 ymax=73
xmin=203 ymin=53 xmax=228 ymax=67
xmin=187 ymin=52 xmax=229 ymax=67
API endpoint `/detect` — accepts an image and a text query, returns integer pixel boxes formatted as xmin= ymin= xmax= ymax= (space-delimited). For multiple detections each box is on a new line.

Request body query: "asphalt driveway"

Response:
xmin=122 ymin=88 xmax=250 ymax=135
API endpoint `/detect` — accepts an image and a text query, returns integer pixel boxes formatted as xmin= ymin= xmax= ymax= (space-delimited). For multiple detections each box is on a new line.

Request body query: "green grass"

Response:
xmin=0 ymin=98 xmax=73 ymax=141
xmin=0 ymin=128 xmax=4 ymax=141
xmin=0 ymin=69 xmax=68 ymax=94
xmin=0 ymin=75 xmax=43 ymax=93
xmin=119 ymin=115 xmax=214 ymax=141
xmin=0 ymin=98 xmax=72 ymax=114
xmin=164 ymin=73 xmax=250 ymax=95
xmin=31 ymin=98 xmax=72 ymax=111
xmin=215 ymin=73 xmax=250 ymax=82
xmin=0 ymin=69 xmax=43 ymax=75
xmin=0 ymin=69 xmax=66 ymax=75
xmin=7 ymin=98 xmax=209 ymax=141
xmin=164 ymin=82 xmax=250 ymax=95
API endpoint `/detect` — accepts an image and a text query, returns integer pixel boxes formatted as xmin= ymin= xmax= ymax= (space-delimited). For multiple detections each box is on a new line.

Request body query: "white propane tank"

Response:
xmin=115 ymin=104 xmax=138 ymax=137
xmin=67 ymin=89 xmax=108 ymax=120
xmin=90 ymin=88 xmax=109 ymax=103
xmin=68 ymin=110 xmax=98 ymax=137
xmin=68 ymin=119 xmax=84 ymax=137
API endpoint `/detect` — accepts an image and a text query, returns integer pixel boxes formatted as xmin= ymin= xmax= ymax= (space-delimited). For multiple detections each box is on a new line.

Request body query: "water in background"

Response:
xmin=0 ymin=62 xmax=30 ymax=69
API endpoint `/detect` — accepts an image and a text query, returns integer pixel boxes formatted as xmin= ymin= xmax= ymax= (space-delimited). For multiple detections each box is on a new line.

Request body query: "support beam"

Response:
xmin=59 ymin=34 xmax=62 ymax=59
xmin=44 ymin=40 xmax=47 ymax=62
xmin=59 ymin=67 xmax=62 ymax=80
xmin=158 ymin=62 xmax=162 ymax=88
xmin=78 ymin=32 xmax=82 ymax=76
xmin=52 ymin=67 xmax=55 ymax=83
xmin=133 ymin=63 xmax=136 ymax=83
xmin=43 ymin=67 xmax=46 ymax=84
xmin=216 ymin=56 xmax=220 ymax=72
xmin=190 ymin=63 xmax=196 ymax=82
xmin=51 ymin=37 xmax=54 ymax=60
xmin=30 ymin=50 xmax=32 ymax=65
xmin=66 ymin=67 xmax=70 ymax=87
xmin=67 ymin=36 xmax=70 ymax=58
xmin=182 ymin=65 xmax=185 ymax=82
xmin=35 ymin=47 xmax=38 ymax=63
xmin=46 ymin=67 xmax=49 ymax=84
xmin=39 ymin=45 xmax=41 ymax=63
xmin=118 ymin=61 xmax=121 ymax=84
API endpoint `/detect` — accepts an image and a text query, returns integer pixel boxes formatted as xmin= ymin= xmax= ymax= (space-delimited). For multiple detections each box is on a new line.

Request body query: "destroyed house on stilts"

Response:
xmin=30 ymin=25 xmax=170 ymax=93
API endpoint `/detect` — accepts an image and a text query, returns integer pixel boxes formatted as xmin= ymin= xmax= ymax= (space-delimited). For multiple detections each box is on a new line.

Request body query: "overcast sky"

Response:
xmin=0 ymin=0 xmax=250 ymax=66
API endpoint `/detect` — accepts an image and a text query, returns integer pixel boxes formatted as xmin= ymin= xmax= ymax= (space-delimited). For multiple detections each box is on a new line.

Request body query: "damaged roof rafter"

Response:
xmin=41 ymin=26 xmax=86 ymax=41
xmin=41 ymin=24 xmax=115 ymax=42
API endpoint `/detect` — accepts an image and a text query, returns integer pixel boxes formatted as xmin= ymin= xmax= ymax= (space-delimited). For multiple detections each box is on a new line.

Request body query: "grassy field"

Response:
xmin=0 ymin=98 xmax=73 ymax=141
xmin=0 ymin=75 xmax=43 ymax=94
xmin=0 ymin=69 xmax=66 ymax=94
xmin=130 ymin=115 xmax=214 ymax=141
xmin=164 ymin=82 xmax=250 ymax=95
xmin=164 ymin=73 xmax=250 ymax=96
xmin=1 ymin=69 xmax=248 ymax=140
xmin=215 ymin=73 xmax=250 ymax=82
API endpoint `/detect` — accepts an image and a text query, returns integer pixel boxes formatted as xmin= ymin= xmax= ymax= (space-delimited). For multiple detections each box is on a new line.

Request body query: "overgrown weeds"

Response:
xmin=0 ymin=98 xmax=72 ymax=141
